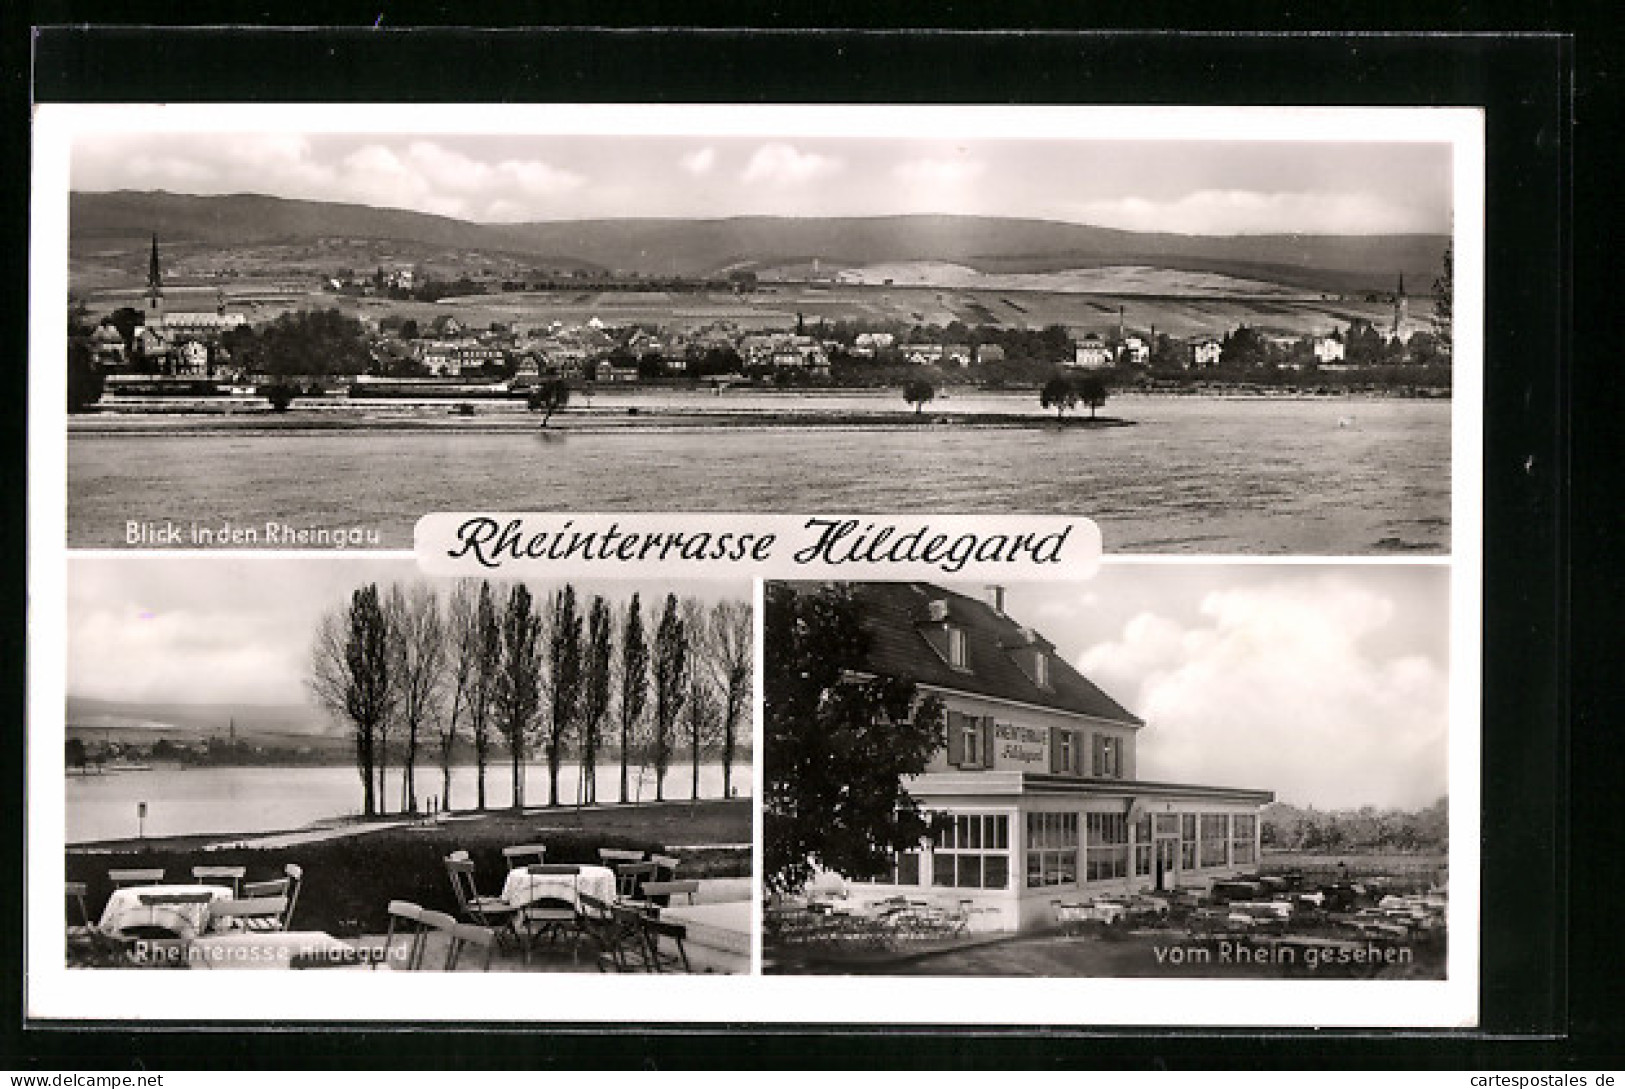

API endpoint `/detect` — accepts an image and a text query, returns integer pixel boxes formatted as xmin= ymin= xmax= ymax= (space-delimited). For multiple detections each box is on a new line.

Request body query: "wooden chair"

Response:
xmin=606 ymin=902 xmax=658 ymax=972
xmin=444 ymin=923 xmax=497 ymax=972
xmin=501 ymin=844 xmax=547 ymax=871
xmin=598 ymin=847 xmax=645 ymax=865
xmin=379 ymin=901 xmax=428 ymax=971
xmin=444 ymin=856 xmax=521 ymax=943
xmin=614 ymin=862 xmax=658 ymax=902
xmin=641 ymin=880 xmax=699 ymax=909
xmin=65 ymin=881 xmax=114 ymax=964
xmin=191 ymin=865 xmax=246 ymax=897
xmin=241 ymin=876 xmax=290 ymax=899
xmin=282 ymin=864 xmax=304 ymax=929
xmin=641 ymin=916 xmax=693 ymax=974
xmin=66 ymin=881 xmax=94 ymax=938
xmin=516 ymin=864 xmax=582 ymax=965
xmin=108 ymin=868 xmax=164 ymax=888
xmin=206 ymin=896 xmax=288 ymax=933
xmin=650 ymin=854 xmax=681 ymax=881
xmin=577 ymin=891 xmax=636 ymax=972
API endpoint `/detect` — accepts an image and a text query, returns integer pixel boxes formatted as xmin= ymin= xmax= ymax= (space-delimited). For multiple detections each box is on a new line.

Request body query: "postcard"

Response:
xmin=30 ymin=102 xmax=1481 ymax=1027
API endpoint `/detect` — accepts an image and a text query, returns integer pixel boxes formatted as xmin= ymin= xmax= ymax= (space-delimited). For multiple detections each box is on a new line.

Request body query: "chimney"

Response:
xmin=985 ymin=585 xmax=1006 ymax=614
xmin=927 ymin=599 xmax=950 ymax=622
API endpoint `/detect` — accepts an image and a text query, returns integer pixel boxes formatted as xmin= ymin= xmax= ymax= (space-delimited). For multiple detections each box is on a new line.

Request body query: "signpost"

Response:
xmin=137 ymin=801 xmax=146 ymax=839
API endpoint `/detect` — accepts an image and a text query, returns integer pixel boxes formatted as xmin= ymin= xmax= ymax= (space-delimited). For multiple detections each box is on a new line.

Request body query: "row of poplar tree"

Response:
xmin=308 ymin=579 xmax=753 ymax=818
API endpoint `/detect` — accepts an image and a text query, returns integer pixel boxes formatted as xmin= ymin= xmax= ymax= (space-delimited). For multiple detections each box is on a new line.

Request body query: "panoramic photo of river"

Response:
xmin=67 ymin=760 xmax=746 ymax=844
xmin=68 ymin=392 xmax=1451 ymax=554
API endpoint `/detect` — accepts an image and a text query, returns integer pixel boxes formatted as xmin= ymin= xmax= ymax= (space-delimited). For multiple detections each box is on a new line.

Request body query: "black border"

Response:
xmin=13 ymin=22 xmax=1583 ymax=1069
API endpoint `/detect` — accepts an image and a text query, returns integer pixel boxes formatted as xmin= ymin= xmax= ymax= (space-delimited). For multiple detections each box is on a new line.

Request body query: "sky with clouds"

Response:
xmin=66 ymin=557 xmax=748 ymax=710
xmin=1004 ymin=564 xmax=1451 ymax=810
xmin=71 ymin=133 xmax=1452 ymax=235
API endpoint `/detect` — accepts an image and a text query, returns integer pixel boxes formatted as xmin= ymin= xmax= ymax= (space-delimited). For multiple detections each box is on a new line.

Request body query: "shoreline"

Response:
xmin=67 ymin=795 xmax=749 ymax=853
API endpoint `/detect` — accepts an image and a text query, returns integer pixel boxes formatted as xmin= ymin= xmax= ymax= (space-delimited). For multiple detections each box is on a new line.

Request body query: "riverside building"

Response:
xmin=840 ymin=581 xmax=1273 ymax=933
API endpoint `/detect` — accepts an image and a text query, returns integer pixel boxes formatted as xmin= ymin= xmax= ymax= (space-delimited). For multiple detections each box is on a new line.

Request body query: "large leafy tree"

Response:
xmin=763 ymin=582 xmax=946 ymax=897
xmin=1039 ymin=374 xmax=1078 ymax=418
xmin=1075 ymin=374 xmax=1109 ymax=419
xmin=1432 ymin=242 xmax=1453 ymax=358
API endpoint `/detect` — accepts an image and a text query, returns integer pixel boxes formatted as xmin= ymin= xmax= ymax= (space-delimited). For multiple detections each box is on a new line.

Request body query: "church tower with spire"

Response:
xmin=1391 ymin=271 xmax=1409 ymax=341
xmin=145 ymin=233 xmax=164 ymax=326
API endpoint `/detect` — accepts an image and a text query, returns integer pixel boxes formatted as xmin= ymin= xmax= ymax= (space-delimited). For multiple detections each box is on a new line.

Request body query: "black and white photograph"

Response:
xmin=763 ymin=570 xmax=1457 ymax=982
xmin=57 ymin=106 xmax=1460 ymax=555
xmin=60 ymin=558 xmax=753 ymax=975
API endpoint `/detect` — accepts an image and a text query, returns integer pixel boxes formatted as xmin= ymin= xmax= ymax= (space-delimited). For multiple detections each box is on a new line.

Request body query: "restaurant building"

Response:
xmin=844 ymin=581 xmax=1273 ymax=933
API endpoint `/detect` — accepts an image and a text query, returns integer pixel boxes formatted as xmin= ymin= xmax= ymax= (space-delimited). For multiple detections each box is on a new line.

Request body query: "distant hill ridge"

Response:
xmin=71 ymin=190 xmax=1447 ymax=290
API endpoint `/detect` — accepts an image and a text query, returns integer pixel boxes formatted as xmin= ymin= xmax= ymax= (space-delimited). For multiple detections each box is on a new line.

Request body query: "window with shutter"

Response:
xmin=1049 ymin=727 xmax=1063 ymax=773
xmin=945 ymin=710 xmax=963 ymax=767
xmin=981 ymin=716 xmax=995 ymax=767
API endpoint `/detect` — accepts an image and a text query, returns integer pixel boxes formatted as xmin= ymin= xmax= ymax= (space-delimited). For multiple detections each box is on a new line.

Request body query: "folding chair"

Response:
xmin=501 ymin=844 xmax=547 ymax=870
xmin=108 ymin=868 xmax=165 ymax=888
xmin=614 ymin=862 xmax=658 ymax=902
xmin=598 ymin=848 xmax=645 ymax=865
xmin=641 ymin=916 xmax=693 ymax=974
xmin=206 ymin=895 xmax=288 ymax=933
xmin=379 ymin=901 xmax=429 ymax=971
xmin=516 ymin=864 xmax=582 ymax=965
xmin=649 ymin=854 xmax=681 ymax=881
xmin=577 ymin=891 xmax=636 ymax=972
xmin=444 ymin=855 xmax=521 ymax=947
xmin=641 ymin=880 xmax=699 ymax=909
xmin=65 ymin=881 xmax=115 ymax=964
xmin=191 ymin=865 xmax=246 ymax=897
xmin=444 ymin=923 xmax=497 ymax=972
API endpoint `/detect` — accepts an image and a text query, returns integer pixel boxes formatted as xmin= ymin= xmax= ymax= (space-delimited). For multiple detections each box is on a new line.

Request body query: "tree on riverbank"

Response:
xmin=497 ymin=584 xmax=544 ymax=810
xmin=578 ymin=597 xmax=613 ymax=806
xmin=763 ymin=582 xmax=946 ymax=896
xmin=707 ymin=599 xmax=753 ymax=800
xmin=1040 ymin=374 xmax=1079 ymax=418
xmin=651 ymin=594 xmax=689 ymax=803
xmin=386 ymin=582 xmax=445 ymax=814
xmin=310 ymin=584 xmax=392 ymax=818
xmin=528 ymin=379 xmax=570 ymax=426
xmin=545 ymin=585 xmax=583 ymax=807
xmin=617 ymin=595 xmax=651 ymax=804
xmin=1076 ymin=374 xmax=1108 ymax=418
xmin=903 ymin=378 xmax=935 ymax=415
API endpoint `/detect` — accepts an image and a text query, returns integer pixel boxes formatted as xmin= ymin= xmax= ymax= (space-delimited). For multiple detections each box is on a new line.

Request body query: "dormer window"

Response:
xmin=1033 ymin=652 xmax=1049 ymax=689
xmin=947 ymin=626 xmax=969 ymax=670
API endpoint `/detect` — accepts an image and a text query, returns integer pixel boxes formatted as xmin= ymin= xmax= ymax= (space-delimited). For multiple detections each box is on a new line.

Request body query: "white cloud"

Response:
xmin=1077 ymin=576 xmax=1448 ymax=809
xmin=740 ymin=142 xmax=842 ymax=186
xmin=680 ymin=147 xmax=716 ymax=175
xmin=892 ymin=156 xmax=986 ymax=189
xmin=1070 ymin=188 xmax=1438 ymax=236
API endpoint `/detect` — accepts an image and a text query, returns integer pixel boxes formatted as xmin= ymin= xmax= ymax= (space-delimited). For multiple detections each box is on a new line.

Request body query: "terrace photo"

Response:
xmin=61 ymin=557 xmax=754 ymax=974
xmin=55 ymin=105 xmax=1463 ymax=555
xmin=762 ymin=568 xmax=1455 ymax=979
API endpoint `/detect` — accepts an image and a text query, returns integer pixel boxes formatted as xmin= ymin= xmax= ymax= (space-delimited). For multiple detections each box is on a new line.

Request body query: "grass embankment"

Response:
xmin=66 ymin=799 xmax=750 ymax=938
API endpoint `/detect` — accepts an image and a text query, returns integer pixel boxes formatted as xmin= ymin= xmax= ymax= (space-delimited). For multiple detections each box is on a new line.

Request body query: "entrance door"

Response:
xmin=1154 ymin=838 xmax=1178 ymax=891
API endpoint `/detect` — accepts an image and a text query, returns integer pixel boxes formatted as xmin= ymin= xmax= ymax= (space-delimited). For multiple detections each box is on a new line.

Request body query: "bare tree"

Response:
xmin=707 ymin=598 xmax=753 ymax=800
xmin=439 ymin=580 xmax=483 ymax=812
xmin=469 ymin=581 xmax=503 ymax=810
xmin=309 ymin=583 xmax=391 ymax=818
xmin=578 ymin=595 xmax=614 ymax=807
xmin=385 ymin=581 xmax=446 ymax=815
xmin=546 ymin=584 xmax=583 ymax=808
xmin=651 ymin=592 xmax=689 ymax=803
xmin=616 ymin=593 xmax=650 ymax=804
xmin=496 ymin=582 xmax=545 ymax=811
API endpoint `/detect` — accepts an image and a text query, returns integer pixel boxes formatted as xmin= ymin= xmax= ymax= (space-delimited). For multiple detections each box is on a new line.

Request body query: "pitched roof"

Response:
xmin=848 ymin=582 xmax=1143 ymax=726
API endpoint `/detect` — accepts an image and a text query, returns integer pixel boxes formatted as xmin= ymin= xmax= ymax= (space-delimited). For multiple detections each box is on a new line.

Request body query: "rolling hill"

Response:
xmin=70 ymin=190 xmax=1447 ymax=294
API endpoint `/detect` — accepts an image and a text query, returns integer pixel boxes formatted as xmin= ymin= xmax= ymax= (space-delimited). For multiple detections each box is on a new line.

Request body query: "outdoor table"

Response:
xmin=500 ymin=864 xmax=617 ymax=910
xmin=98 ymin=883 xmax=232 ymax=940
xmin=188 ymin=931 xmax=367 ymax=970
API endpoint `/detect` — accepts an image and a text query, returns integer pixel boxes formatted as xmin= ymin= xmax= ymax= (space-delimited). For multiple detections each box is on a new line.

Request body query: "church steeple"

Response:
xmin=1392 ymin=270 xmax=1409 ymax=340
xmin=146 ymin=233 xmax=164 ymax=324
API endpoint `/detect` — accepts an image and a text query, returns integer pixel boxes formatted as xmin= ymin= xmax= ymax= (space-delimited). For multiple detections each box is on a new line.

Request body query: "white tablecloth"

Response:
xmin=189 ymin=932 xmax=365 ymax=970
xmin=500 ymin=865 xmax=617 ymax=909
xmin=98 ymin=884 xmax=232 ymax=939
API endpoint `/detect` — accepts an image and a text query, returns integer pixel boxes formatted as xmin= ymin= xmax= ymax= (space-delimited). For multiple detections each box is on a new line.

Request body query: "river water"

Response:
xmin=67 ymin=392 xmax=1450 ymax=554
xmin=66 ymin=760 xmax=748 ymax=844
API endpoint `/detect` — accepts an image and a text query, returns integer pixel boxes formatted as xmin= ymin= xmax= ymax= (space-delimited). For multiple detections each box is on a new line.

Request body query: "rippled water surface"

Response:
xmin=68 ymin=393 xmax=1450 ymax=554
